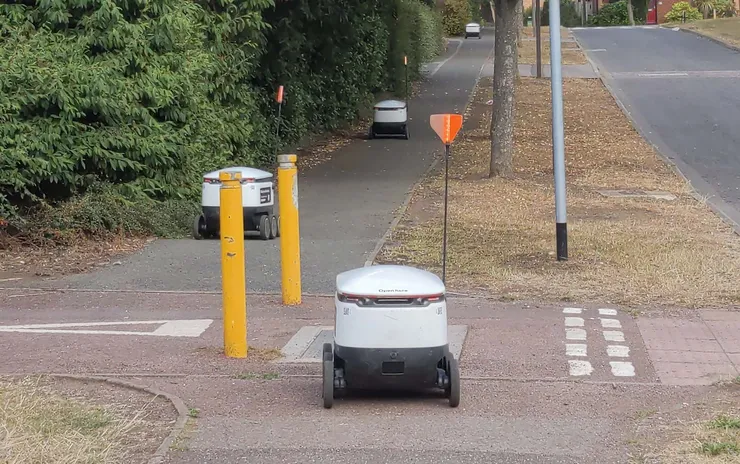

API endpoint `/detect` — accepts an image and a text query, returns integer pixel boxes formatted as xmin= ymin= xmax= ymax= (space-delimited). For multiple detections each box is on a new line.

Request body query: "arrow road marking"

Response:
xmin=0 ymin=319 xmax=213 ymax=338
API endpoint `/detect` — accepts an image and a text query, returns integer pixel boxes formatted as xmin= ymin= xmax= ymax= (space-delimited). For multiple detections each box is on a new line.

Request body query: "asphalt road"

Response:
xmin=1 ymin=290 xmax=716 ymax=464
xmin=572 ymin=26 xmax=740 ymax=232
xmin=24 ymin=33 xmax=494 ymax=294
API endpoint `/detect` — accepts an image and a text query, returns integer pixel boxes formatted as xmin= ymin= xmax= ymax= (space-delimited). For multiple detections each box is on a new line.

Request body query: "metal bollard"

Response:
xmin=219 ymin=171 xmax=247 ymax=358
xmin=277 ymin=154 xmax=302 ymax=305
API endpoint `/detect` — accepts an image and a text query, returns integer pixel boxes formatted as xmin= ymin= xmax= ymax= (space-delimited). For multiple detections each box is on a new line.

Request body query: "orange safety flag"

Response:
xmin=276 ymin=85 xmax=284 ymax=104
xmin=429 ymin=114 xmax=463 ymax=145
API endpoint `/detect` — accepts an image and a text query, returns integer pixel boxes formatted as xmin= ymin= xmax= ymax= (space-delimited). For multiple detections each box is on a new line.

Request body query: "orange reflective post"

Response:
xmin=429 ymin=114 xmax=464 ymax=283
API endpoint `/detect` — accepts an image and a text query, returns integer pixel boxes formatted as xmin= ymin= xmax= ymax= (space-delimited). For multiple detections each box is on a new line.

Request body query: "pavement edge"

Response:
xmin=571 ymin=30 xmax=740 ymax=235
xmin=48 ymin=374 xmax=190 ymax=464
xmin=364 ymin=43 xmax=496 ymax=268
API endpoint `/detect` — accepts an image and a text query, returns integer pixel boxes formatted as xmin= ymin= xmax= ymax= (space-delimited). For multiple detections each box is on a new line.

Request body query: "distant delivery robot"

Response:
xmin=193 ymin=166 xmax=279 ymax=241
xmin=321 ymin=265 xmax=460 ymax=409
xmin=369 ymin=56 xmax=411 ymax=140
xmin=465 ymin=22 xmax=482 ymax=39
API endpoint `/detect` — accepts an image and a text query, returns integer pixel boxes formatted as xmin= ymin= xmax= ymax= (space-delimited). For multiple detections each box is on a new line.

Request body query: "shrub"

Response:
xmin=541 ymin=0 xmax=582 ymax=27
xmin=524 ymin=6 xmax=534 ymax=25
xmin=442 ymin=0 xmax=473 ymax=36
xmin=588 ymin=0 xmax=645 ymax=25
xmin=714 ymin=0 xmax=737 ymax=16
xmin=664 ymin=1 xmax=703 ymax=21
xmin=0 ymin=0 xmax=446 ymax=239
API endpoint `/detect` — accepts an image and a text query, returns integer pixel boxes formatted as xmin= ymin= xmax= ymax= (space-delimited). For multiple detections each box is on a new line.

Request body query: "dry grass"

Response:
xmin=377 ymin=73 xmax=740 ymax=308
xmin=0 ymin=377 xmax=143 ymax=464
xmin=676 ymin=17 xmax=740 ymax=49
xmin=630 ymin=388 xmax=740 ymax=463
xmin=518 ymin=26 xmax=588 ymax=65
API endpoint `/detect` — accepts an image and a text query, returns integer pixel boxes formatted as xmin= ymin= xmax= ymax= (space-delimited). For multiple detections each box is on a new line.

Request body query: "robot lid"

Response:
xmin=336 ymin=265 xmax=445 ymax=298
xmin=203 ymin=166 xmax=273 ymax=182
xmin=374 ymin=100 xmax=407 ymax=110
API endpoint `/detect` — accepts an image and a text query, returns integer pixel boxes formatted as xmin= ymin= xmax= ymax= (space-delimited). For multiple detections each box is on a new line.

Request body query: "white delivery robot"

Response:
xmin=465 ymin=22 xmax=482 ymax=39
xmin=193 ymin=166 xmax=279 ymax=240
xmin=369 ymin=99 xmax=409 ymax=140
xmin=369 ymin=56 xmax=410 ymax=140
xmin=322 ymin=264 xmax=460 ymax=409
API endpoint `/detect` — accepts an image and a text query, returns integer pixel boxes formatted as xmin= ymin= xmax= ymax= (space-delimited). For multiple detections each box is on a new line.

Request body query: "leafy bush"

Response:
xmin=664 ymin=1 xmax=704 ymax=21
xmin=442 ymin=0 xmax=473 ymax=36
xmin=588 ymin=0 xmax=645 ymax=25
xmin=541 ymin=0 xmax=582 ymax=27
xmin=0 ymin=0 xmax=445 ymax=240
xmin=713 ymin=0 xmax=737 ymax=16
xmin=524 ymin=6 xmax=534 ymax=25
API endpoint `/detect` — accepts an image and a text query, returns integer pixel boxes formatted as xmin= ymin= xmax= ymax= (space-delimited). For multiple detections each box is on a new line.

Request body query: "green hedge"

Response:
xmin=589 ymin=0 xmax=646 ymax=25
xmin=540 ymin=0 xmax=582 ymax=27
xmin=0 ymin=0 xmax=444 ymax=236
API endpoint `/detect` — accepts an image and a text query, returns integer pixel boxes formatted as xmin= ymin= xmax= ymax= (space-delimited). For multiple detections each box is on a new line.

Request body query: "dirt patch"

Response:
xmin=376 ymin=73 xmax=740 ymax=309
xmin=0 ymin=235 xmax=152 ymax=280
xmin=0 ymin=375 xmax=176 ymax=464
xmin=674 ymin=18 xmax=740 ymax=49
xmin=628 ymin=380 xmax=740 ymax=463
xmin=518 ymin=27 xmax=588 ymax=66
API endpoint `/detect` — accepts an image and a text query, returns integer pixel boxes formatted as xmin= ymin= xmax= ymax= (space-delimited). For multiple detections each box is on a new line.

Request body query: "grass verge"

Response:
xmin=671 ymin=18 xmax=740 ymax=49
xmin=0 ymin=376 xmax=168 ymax=464
xmin=519 ymin=26 xmax=588 ymax=65
xmin=377 ymin=61 xmax=740 ymax=308
xmin=629 ymin=383 xmax=740 ymax=463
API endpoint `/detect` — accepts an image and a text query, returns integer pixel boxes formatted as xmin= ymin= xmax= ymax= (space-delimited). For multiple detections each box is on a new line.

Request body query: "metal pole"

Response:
xmin=535 ymin=0 xmax=542 ymax=78
xmin=549 ymin=0 xmax=568 ymax=261
xmin=278 ymin=154 xmax=302 ymax=304
xmin=219 ymin=171 xmax=247 ymax=358
xmin=442 ymin=144 xmax=450 ymax=283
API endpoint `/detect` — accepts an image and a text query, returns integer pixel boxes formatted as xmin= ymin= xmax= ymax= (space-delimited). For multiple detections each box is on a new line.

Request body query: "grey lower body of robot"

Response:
xmin=321 ymin=342 xmax=460 ymax=409
xmin=193 ymin=206 xmax=279 ymax=240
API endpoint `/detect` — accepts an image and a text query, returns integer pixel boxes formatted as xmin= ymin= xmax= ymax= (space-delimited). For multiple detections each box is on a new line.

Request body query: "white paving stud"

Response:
xmin=603 ymin=330 xmax=625 ymax=342
xmin=610 ymin=361 xmax=635 ymax=377
xmin=598 ymin=308 xmax=617 ymax=316
xmin=563 ymin=307 xmax=583 ymax=314
xmin=607 ymin=345 xmax=630 ymax=358
xmin=600 ymin=318 xmax=622 ymax=329
xmin=565 ymin=317 xmax=584 ymax=327
xmin=568 ymin=360 xmax=594 ymax=376
xmin=566 ymin=344 xmax=588 ymax=357
xmin=566 ymin=328 xmax=587 ymax=341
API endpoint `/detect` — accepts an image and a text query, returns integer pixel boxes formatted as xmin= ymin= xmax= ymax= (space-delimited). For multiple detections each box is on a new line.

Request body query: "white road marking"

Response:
xmin=598 ymin=308 xmax=617 ymax=316
xmin=566 ymin=343 xmax=588 ymax=357
xmin=610 ymin=361 xmax=635 ymax=377
xmin=565 ymin=317 xmax=584 ymax=327
xmin=0 ymin=278 xmax=22 ymax=282
xmin=563 ymin=307 xmax=583 ymax=314
xmin=600 ymin=318 xmax=622 ymax=329
xmin=0 ymin=320 xmax=213 ymax=338
xmin=637 ymin=72 xmax=689 ymax=77
xmin=568 ymin=360 xmax=594 ymax=376
xmin=604 ymin=330 xmax=625 ymax=342
xmin=566 ymin=328 xmax=587 ymax=340
xmin=587 ymin=49 xmax=607 ymax=52
xmin=428 ymin=39 xmax=464 ymax=77
xmin=607 ymin=345 xmax=630 ymax=358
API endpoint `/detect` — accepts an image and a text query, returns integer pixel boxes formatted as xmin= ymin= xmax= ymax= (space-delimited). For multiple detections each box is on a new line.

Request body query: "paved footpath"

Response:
xmin=1 ymin=288 xmax=738 ymax=463
xmin=572 ymin=25 xmax=740 ymax=232
xmin=4 ymin=33 xmax=494 ymax=295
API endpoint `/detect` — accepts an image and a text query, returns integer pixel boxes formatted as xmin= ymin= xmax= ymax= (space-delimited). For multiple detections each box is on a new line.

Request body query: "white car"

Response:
xmin=465 ymin=22 xmax=482 ymax=39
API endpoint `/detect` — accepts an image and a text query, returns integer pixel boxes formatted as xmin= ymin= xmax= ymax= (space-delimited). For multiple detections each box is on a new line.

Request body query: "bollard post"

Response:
xmin=219 ymin=171 xmax=247 ymax=358
xmin=277 ymin=154 xmax=301 ymax=305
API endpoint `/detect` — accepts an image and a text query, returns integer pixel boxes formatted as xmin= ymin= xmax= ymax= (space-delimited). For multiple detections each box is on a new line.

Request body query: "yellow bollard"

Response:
xmin=219 ymin=171 xmax=247 ymax=358
xmin=277 ymin=154 xmax=302 ymax=305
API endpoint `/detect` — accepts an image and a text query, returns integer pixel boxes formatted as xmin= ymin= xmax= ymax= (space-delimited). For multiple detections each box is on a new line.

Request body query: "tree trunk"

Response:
xmin=515 ymin=0 xmax=523 ymax=45
xmin=490 ymin=0 xmax=519 ymax=178
xmin=490 ymin=0 xmax=496 ymax=25
xmin=626 ymin=0 xmax=635 ymax=25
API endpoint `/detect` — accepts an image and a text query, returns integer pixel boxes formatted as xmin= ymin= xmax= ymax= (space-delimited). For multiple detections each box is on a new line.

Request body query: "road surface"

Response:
xmin=572 ymin=25 xmax=740 ymax=232
xmin=3 ymin=288 xmax=738 ymax=463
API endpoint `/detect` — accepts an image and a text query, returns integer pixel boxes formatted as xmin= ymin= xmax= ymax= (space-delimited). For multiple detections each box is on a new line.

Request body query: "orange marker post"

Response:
xmin=275 ymin=85 xmax=285 ymax=155
xmin=429 ymin=114 xmax=464 ymax=284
